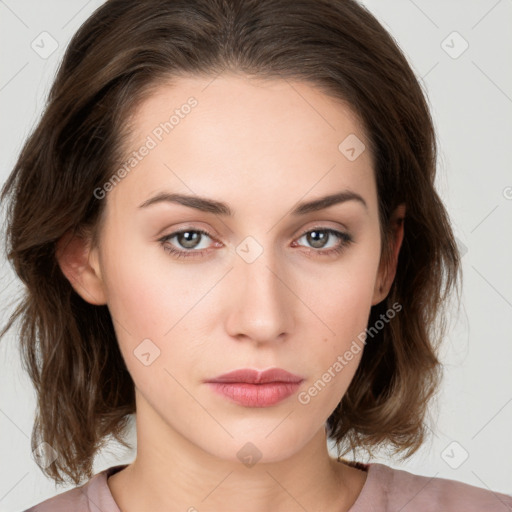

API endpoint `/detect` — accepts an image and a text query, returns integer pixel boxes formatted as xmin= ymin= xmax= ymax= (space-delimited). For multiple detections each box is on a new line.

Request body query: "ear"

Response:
xmin=372 ymin=203 xmax=406 ymax=305
xmin=55 ymin=229 xmax=107 ymax=305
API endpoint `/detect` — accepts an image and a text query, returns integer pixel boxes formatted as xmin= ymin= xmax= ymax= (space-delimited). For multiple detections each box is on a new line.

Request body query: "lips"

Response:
xmin=204 ymin=368 xmax=305 ymax=407
xmin=205 ymin=367 xmax=304 ymax=384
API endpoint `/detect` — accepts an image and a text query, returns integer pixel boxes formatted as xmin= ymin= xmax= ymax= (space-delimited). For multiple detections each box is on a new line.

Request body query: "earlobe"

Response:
xmin=372 ymin=204 xmax=406 ymax=305
xmin=55 ymin=229 xmax=107 ymax=305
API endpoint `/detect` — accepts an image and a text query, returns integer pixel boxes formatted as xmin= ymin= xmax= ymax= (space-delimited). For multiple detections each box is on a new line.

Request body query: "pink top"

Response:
xmin=24 ymin=462 xmax=512 ymax=511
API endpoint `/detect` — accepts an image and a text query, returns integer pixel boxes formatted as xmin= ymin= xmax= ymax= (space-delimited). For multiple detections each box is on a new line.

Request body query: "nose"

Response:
xmin=224 ymin=248 xmax=295 ymax=346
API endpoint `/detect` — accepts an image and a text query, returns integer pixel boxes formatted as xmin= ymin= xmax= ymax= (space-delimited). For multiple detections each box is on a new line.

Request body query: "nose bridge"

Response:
xmin=225 ymin=238 xmax=294 ymax=342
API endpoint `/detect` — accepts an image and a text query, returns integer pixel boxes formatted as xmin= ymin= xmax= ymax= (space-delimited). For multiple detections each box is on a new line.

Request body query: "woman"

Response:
xmin=1 ymin=0 xmax=511 ymax=510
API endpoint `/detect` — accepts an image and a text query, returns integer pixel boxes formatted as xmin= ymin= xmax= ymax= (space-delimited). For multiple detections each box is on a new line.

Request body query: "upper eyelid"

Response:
xmin=160 ymin=225 xmax=349 ymax=247
xmin=162 ymin=224 xmax=347 ymax=237
xmin=163 ymin=219 xmax=350 ymax=236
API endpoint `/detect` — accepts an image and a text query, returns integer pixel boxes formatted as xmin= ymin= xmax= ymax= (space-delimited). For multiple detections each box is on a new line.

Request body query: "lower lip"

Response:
xmin=206 ymin=381 xmax=303 ymax=407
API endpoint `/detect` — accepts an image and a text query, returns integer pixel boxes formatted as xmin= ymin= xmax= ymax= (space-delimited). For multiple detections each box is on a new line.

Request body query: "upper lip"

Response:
xmin=205 ymin=368 xmax=304 ymax=384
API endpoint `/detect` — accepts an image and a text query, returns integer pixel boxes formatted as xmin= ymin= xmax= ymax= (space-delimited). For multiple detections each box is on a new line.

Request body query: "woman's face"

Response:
xmin=77 ymin=74 xmax=395 ymax=462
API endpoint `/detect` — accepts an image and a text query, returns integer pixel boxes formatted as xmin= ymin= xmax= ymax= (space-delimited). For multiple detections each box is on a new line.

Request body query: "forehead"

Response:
xmin=108 ymin=73 xmax=377 ymax=218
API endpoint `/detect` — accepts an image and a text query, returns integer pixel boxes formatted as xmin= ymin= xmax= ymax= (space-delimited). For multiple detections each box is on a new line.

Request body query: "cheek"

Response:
xmin=103 ymin=255 xmax=166 ymax=335
xmin=100 ymin=225 xmax=192 ymax=334
xmin=303 ymin=280 xmax=370 ymax=381
xmin=302 ymin=249 xmax=380 ymax=334
xmin=295 ymin=240 xmax=381 ymax=387
xmin=99 ymin=233 xmax=213 ymax=376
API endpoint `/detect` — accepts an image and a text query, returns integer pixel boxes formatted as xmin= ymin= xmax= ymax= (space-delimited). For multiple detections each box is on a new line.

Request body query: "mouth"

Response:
xmin=204 ymin=368 xmax=304 ymax=407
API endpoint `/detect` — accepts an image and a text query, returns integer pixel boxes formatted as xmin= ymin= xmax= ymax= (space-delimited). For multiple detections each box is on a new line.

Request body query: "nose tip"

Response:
xmin=224 ymin=253 xmax=294 ymax=344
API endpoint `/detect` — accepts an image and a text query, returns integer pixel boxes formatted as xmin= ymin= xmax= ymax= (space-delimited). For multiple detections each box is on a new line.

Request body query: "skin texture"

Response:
xmin=57 ymin=74 xmax=405 ymax=512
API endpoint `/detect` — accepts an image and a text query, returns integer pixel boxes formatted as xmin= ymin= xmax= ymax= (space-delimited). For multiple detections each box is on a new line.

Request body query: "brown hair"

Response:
xmin=0 ymin=0 xmax=461 ymax=486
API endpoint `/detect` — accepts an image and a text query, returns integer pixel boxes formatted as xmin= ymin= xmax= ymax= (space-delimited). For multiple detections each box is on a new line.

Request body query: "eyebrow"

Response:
xmin=138 ymin=190 xmax=367 ymax=216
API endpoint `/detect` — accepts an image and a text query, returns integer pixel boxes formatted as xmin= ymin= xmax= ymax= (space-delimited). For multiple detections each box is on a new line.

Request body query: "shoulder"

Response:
xmin=22 ymin=464 xmax=126 ymax=512
xmin=366 ymin=462 xmax=512 ymax=512
xmin=23 ymin=485 xmax=87 ymax=512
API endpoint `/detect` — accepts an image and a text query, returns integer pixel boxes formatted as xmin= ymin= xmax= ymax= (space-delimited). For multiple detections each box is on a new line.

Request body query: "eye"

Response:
xmin=158 ymin=226 xmax=354 ymax=260
xmin=293 ymin=227 xmax=353 ymax=256
xmin=158 ymin=228 xmax=216 ymax=259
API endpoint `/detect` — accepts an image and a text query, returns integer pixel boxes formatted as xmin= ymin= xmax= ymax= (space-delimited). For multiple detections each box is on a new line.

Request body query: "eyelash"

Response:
xmin=158 ymin=226 xmax=354 ymax=260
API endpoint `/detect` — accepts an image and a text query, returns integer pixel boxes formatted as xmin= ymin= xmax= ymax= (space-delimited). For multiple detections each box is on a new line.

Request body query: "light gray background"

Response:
xmin=1 ymin=0 xmax=511 ymax=510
